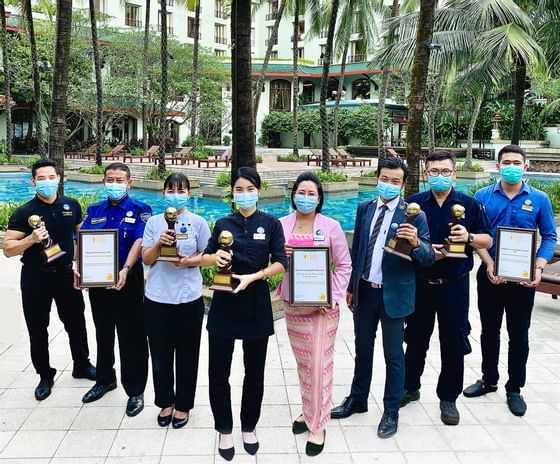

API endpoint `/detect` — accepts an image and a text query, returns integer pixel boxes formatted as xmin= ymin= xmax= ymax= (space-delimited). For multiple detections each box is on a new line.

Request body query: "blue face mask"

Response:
xmin=500 ymin=165 xmax=524 ymax=184
xmin=234 ymin=191 xmax=259 ymax=210
xmin=35 ymin=179 xmax=59 ymax=198
xmin=428 ymin=174 xmax=453 ymax=192
xmin=104 ymin=182 xmax=128 ymax=201
xmin=376 ymin=181 xmax=401 ymax=201
xmin=294 ymin=194 xmax=318 ymax=214
xmin=165 ymin=193 xmax=189 ymax=211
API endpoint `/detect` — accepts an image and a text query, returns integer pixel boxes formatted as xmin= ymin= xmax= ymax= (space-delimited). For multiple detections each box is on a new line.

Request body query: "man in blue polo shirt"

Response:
xmin=75 ymin=162 xmax=151 ymax=417
xmin=400 ymin=151 xmax=492 ymax=426
xmin=463 ymin=145 xmax=557 ymax=416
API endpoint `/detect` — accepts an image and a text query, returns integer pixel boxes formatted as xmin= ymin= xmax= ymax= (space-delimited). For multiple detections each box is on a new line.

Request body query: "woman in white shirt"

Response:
xmin=142 ymin=173 xmax=211 ymax=429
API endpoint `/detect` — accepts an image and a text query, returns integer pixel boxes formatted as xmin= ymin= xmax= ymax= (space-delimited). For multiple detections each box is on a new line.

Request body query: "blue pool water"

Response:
xmin=0 ymin=172 xmax=556 ymax=231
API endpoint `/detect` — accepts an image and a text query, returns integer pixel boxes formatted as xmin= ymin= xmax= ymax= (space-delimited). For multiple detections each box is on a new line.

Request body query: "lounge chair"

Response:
xmin=65 ymin=144 xmax=96 ymax=159
xmin=336 ymin=147 xmax=372 ymax=167
xmin=102 ymin=144 xmax=125 ymax=160
xmin=329 ymin=148 xmax=347 ymax=167
xmin=307 ymin=149 xmax=322 ymax=166
xmin=537 ymin=252 xmax=560 ymax=299
xmin=198 ymin=148 xmax=231 ymax=168
xmin=123 ymin=145 xmax=160 ymax=163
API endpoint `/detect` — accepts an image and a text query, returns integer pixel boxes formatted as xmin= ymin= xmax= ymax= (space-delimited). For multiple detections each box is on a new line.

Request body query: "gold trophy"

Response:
xmin=384 ymin=202 xmax=421 ymax=262
xmin=158 ymin=207 xmax=180 ymax=262
xmin=28 ymin=215 xmax=66 ymax=263
xmin=441 ymin=204 xmax=468 ymax=258
xmin=210 ymin=230 xmax=237 ymax=292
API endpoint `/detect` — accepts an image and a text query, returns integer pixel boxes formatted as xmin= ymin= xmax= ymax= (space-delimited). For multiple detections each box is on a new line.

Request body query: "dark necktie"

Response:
xmin=362 ymin=204 xmax=388 ymax=280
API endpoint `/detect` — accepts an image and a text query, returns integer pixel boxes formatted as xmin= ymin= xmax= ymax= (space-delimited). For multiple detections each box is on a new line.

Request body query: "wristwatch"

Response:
xmin=467 ymin=233 xmax=474 ymax=244
xmin=123 ymin=264 xmax=131 ymax=271
xmin=536 ymin=265 xmax=545 ymax=272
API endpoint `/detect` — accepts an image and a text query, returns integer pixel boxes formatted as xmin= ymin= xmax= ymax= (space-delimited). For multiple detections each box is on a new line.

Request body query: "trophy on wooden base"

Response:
xmin=210 ymin=230 xmax=237 ymax=292
xmin=158 ymin=207 xmax=181 ymax=262
xmin=441 ymin=204 xmax=468 ymax=258
xmin=28 ymin=215 xmax=66 ymax=263
xmin=384 ymin=203 xmax=421 ymax=261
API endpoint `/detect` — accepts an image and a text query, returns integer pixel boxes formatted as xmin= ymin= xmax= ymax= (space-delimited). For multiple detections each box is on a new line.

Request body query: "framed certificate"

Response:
xmin=495 ymin=226 xmax=537 ymax=283
xmin=289 ymin=247 xmax=332 ymax=307
xmin=78 ymin=229 xmax=119 ymax=287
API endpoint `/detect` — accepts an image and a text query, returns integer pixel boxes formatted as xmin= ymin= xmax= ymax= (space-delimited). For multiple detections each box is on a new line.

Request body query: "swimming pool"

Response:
xmin=0 ymin=172 xmax=555 ymax=231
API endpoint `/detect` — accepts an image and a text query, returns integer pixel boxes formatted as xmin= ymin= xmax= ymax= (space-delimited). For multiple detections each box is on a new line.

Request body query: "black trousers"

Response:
xmin=477 ymin=265 xmax=535 ymax=393
xmin=144 ymin=297 xmax=205 ymax=411
xmin=20 ymin=266 xmax=90 ymax=378
xmin=88 ymin=263 xmax=148 ymax=396
xmin=404 ymin=276 xmax=472 ymax=402
xmin=208 ymin=334 xmax=268 ymax=433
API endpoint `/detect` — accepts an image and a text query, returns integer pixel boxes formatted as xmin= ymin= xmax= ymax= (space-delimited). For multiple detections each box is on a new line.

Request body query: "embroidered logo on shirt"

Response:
xmin=313 ymin=229 xmax=325 ymax=241
xmin=140 ymin=212 xmax=151 ymax=222
xmin=63 ymin=204 xmax=70 ymax=211
xmin=126 ymin=211 xmax=133 ymax=217
xmin=257 ymin=226 xmax=265 ymax=234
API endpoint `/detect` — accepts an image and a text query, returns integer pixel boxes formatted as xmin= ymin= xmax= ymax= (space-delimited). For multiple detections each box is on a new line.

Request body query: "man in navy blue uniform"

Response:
xmin=76 ymin=162 xmax=151 ymax=417
xmin=464 ymin=145 xmax=557 ymax=416
xmin=400 ymin=151 xmax=492 ymax=425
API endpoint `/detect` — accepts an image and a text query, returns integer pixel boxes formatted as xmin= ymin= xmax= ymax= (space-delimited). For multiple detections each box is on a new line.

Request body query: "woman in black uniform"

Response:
xmin=201 ymin=167 xmax=287 ymax=461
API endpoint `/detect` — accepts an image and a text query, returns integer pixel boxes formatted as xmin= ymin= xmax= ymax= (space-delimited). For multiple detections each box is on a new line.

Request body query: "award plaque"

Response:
xmin=441 ymin=204 xmax=468 ymax=258
xmin=78 ymin=229 xmax=118 ymax=287
xmin=158 ymin=207 xmax=180 ymax=262
xmin=495 ymin=226 xmax=536 ymax=283
xmin=28 ymin=215 xmax=67 ymax=263
xmin=210 ymin=230 xmax=237 ymax=292
xmin=384 ymin=202 xmax=421 ymax=262
xmin=289 ymin=247 xmax=332 ymax=307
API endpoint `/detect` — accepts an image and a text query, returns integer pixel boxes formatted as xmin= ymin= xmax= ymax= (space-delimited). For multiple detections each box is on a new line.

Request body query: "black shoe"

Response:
xmin=72 ymin=363 xmax=96 ymax=381
xmin=82 ymin=382 xmax=117 ymax=403
xmin=218 ymin=434 xmax=235 ymax=461
xmin=34 ymin=373 xmax=55 ymax=401
xmin=400 ymin=389 xmax=420 ymax=408
xmin=126 ymin=394 xmax=144 ymax=417
xmin=331 ymin=397 xmax=368 ymax=419
xmin=306 ymin=430 xmax=326 ymax=457
xmin=463 ymin=379 xmax=498 ymax=398
xmin=377 ymin=411 xmax=398 ymax=438
xmin=157 ymin=412 xmax=172 ymax=427
xmin=242 ymin=431 xmax=259 ymax=455
xmin=172 ymin=412 xmax=189 ymax=429
xmin=292 ymin=416 xmax=309 ymax=435
xmin=440 ymin=401 xmax=460 ymax=425
xmin=506 ymin=392 xmax=527 ymax=417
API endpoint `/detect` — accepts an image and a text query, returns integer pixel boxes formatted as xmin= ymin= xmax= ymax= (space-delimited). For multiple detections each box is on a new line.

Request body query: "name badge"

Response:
xmin=62 ymin=211 xmax=73 ymax=217
xmin=91 ymin=217 xmax=106 ymax=224
xmin=124 ymin=217 xmax=136 ymax=224
xmin=176 ymin=233 xmax=189 ymax=240
xmin=521 ymin=205 xmax=533 ymax=212
xmin=253 ymin=233 xmax=266 ymax=240
xmin=313 ymin=235 xmax=325 ymax=241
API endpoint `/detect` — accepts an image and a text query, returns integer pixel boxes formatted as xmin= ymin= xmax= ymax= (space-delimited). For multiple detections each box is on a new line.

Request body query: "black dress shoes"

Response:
xmin=440 ymin=400 xmax=460 ymax=425
xmin=82 ymin=382 xmax=117 ymax=403
xmin=331 ymin=397 xmax=368 ymax=419
xmin=172 ymin=412 xmax=189 ymax=429
xmin=292 ymin=417 xmax=309 ymax=435
xmin=377 ymin=411 xmax=398 ymax=438
xmin=157 ymin=413 xmax=172 ymax=427
xmin=72 ymin=363 xmax=97 ymax=381
xmin=218 ymin=434 xmax=235 ymax=461
xmin=306 ymin=430 xmax=326 ymax=457
xmin=242 ymin=431 xmax=259 ymax=455
xmin=400 ymin=389 xmax=420 ymax=408
xmin=463 ymin=379 xmax=498 ymax=398
xmin=126 ymin=394 xmax=144 ymax=417
xmin=35 ymin=374 xmax=55 ymax=401
xmin=506 ymin=392 xmax=527 ymax=416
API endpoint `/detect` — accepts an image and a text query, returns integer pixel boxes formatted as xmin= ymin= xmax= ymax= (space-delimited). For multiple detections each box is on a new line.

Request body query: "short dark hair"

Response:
xmin=291 ymin=171 xmax=324 ymax=213
xmin=498 ymin=144 xmax=526 ymax=162
xmin=31 ymin=158 xmax=58 ymax=178
xmin=104 ymin=162 xmax=131 ymax=179
xmin=232 ymin=166 xmax=261 ymax=189
xmin=377 ymin=156 xmax=409 ymax=182
xmin=425 ymin=150 xmax=456 ymax=167
xmin=163 ymin=172 xmax=190 ymax=191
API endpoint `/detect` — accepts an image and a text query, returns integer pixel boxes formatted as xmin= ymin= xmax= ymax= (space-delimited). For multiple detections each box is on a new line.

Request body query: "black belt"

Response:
xmin=360 ymin=279 xmax=383 ymax=289
xmin=25 ymin=264 xmax=73 ymax=274
xmin=417 ymin=273 xmax=468 ymax=286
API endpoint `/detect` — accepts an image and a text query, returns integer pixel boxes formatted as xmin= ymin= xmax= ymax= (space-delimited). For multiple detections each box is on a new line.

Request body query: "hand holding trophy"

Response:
xmin=210 ymin=230 xmax=237 ymax=292
xmin=158 ymin=207 xmax=180 ymax=262
xmin=384 ymin=202 xmax=421 ymax=261
xmin=441 ymin=204 xmax=468 ymax=258
xmin=28 ymin=215 xmax=66 ymax=263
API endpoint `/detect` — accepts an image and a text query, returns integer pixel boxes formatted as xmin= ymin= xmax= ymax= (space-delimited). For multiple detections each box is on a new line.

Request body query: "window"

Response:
xmin=187 ymin=17 xmax=200 ymax=39
xmin=215 ymin=49 xmax=226 ymax=57
xmin=266 ymin=1 xmax=278 ymax=20
xmin=292 ymin=20 xmax=305 ymax=41
xmin=301 ymin=81 xmax=315 ymax=104
xmin=349 ymin=40 xmax=366 ymax=62
xmin=265 ymin=26 xmax=277 ymax=46
xmin=158 ymin=11 xmax=173 ymax=35
xmin=125 ymin=3 xmax=142 ymax=28
xmin=251 ymin=28 xmax=255 ymax=47
xmin=93 ymin=0 xmax=104 ymax=11
xmin=215 ymin=0 xmax=225 ymax=18
xmin=270 ymin=51 xmax=278 ymax=59
xmin=167 ymin=0 xmax=174 ymax=6
xmin=298 ymin=47 xmax=304 ymax=59
xmin=215 ymin=24 xmax=227 ymax=44
xmin=269 ymin=79 xmax=291 ymax=112
xmin=352 ymin=78 xmax=371 ymax=99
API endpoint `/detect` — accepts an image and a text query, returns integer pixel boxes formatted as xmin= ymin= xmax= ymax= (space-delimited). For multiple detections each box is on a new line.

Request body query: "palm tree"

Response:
xmin=0 ymin=0 xmax=12 ymax=161
xmin=189 ymin=0 xmax=201 ymax=148
xmin=89 ymin=0 xmax=103 ymax=166
xmin=157 ymin=0 xmax=169 ymax=176
xmin=49 ymin=0 xmax=73 ymax=188
xmin=142 ymin=0 xmax=151 ymax=151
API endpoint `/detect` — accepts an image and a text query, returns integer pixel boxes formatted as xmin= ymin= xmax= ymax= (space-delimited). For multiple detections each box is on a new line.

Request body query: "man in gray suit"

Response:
xmin=331 ymin=157 xmax=435 ymax=438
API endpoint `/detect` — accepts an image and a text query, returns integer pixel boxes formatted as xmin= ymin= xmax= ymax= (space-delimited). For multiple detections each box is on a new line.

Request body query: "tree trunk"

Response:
xmin=292 ymin=0 xmax=299 ymax=157
xmin=428 ymin=61 xmax=446 ymax=154
xmin=320 ymin=0 xmax=340 ymax=173
xmin=0 ymin=0 xmax=12 ymax=160
xmin=253 ymin=0 xmax=285 ymax=122
xmin=25 ymin=0 xmax=45 ymax=158
xmin=231 ymin=0 xmax=255 ymax=173
xmin=190 ymin=0 xmax=201 ymax=148
xmin=89 ymin=0 xmax=103 ymax=166
xmin=333 ymin=42 xmax=349 ymax=148
xmin=405 ymin=0 xmax=436 ymax=198
xmin=465 ymin=95 xmax=483 ymax=170
xmin=49 ymin=0 xmax=73 ymax=192
xmin=158 ymin=0 xmax=168 ymax=176
xmin=142 ymin=0 xmax=150 ymax=151
xmin=511 ymin=54 xmax=526 ymax=145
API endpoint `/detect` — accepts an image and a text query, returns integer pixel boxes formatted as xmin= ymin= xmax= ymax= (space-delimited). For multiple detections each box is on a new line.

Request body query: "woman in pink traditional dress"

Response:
xmin=278 ymin=171 xmax=352 ymax=456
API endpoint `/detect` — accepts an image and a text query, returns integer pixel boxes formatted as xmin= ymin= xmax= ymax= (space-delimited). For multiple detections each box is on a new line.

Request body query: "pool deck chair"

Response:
xmin=538 ymin=252 xmax=560 ymax=300
xmin=198 ymin=148 xmax=231 ymax=168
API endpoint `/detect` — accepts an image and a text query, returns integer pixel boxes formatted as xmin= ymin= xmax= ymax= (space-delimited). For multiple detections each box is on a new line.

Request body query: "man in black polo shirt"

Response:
xmin=3 ymin=158 xmax=95 ymax=401
xmin=400 ymin=151 xmax=492 ymax=425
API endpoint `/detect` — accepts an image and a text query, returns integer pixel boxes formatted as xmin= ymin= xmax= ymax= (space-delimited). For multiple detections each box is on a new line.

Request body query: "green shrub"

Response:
xmin=145 ymin=166 xmax=173 ymax=180
xmin=256 ymin=155 xmax=263 ymax=164
xmin=26 ymin=156 xmax=41 ymax=168
xmin=79 ymin=164 xmax=107 ymax=175
xmin=129 ymin=146 xmax=145 ymax=156
xmin=222 ymin=135 xmax=231 ymax=146
xmin=277 ymin=153 xmax=304 ymax=162
xmin=362 ymin=170 xmax=377 ymax=177
xmin=216 ymin=171 xmax=231 ymax=187
xmin=456 ymin=162 xmax=484 ymax=172
xmin=101 ymin=144 xmax=112 ymax=154
xmin=314 ymin=170 xmax=347 ymax=183
xmin=0 ymin=155 xmax=23 ymax=165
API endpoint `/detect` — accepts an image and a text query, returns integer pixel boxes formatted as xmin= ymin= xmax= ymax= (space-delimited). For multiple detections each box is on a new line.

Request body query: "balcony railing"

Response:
xmin=348 ymin=54 xmax=365 ymax=63
xmin=158 ymin=25 xmax=174 ymax=35
xmin=125 ymin=18 xmax=142 ymax=28
xmin=266 ymin=12 xmax=278 ymax=20
xmin=317 ymin=58 xmax=324 ymax=65
xmin=188 ymin=31 xmax=202 ymax=40
xmin=291 ymin=34 xmax=304 ymax=42
xmin=215 ymin=9 xmax=225 ymax=18
xmin=265 ymin=38 xmax=278 ymax=46
xmin=215 ymin=36 xmax=228 ymax=45
xmin=319 ymin=30 xmax=328 ymax=39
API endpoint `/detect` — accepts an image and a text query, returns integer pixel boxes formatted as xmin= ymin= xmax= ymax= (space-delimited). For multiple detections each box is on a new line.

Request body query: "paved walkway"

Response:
xmin=0 ymin=253 xmax=559 ymax=464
